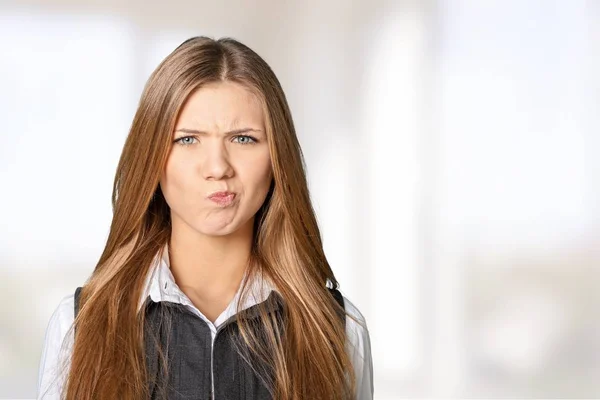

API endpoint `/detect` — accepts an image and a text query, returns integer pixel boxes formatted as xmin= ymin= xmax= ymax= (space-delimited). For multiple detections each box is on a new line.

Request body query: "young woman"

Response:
xmin=37 ymin=36 xmax=373 ymax=400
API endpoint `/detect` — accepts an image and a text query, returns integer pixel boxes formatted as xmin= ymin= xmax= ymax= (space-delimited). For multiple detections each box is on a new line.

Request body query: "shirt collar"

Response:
xmin=137 ymin=242 xmax=279 ymax=326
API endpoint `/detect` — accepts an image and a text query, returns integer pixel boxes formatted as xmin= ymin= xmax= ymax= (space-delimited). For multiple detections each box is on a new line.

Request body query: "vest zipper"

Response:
xmin=210 ymin=318 xmax=236 ymax=400
xmin=210 ymin=333 xmax=215 ymax=400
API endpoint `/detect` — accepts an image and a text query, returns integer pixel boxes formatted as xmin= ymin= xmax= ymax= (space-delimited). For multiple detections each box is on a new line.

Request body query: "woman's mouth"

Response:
xmin=207 ymin=191 xmax=236 ymax=207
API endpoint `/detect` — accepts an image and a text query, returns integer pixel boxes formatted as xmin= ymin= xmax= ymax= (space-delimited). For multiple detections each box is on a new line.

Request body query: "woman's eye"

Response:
xmin=175 ymin=136 xmax=198 ymax=146
xmin=174 ymin=135 xmax=257 ymax=146
xmin=233 ymin=135 xmax=257 ymax=145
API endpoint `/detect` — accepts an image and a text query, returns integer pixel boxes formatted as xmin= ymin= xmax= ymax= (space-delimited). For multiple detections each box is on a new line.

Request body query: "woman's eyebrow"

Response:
xmin=174 ymin=127 xmax=262 ymax=135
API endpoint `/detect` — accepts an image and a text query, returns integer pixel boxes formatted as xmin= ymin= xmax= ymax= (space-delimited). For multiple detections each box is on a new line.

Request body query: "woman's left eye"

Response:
xmin=233 ymin=135 xmax=257 ymax=145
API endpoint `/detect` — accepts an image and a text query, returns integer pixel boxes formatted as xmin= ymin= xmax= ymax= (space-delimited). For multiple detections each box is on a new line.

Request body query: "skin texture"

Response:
xmin=159 ymin=81 xmax=273 ymax=322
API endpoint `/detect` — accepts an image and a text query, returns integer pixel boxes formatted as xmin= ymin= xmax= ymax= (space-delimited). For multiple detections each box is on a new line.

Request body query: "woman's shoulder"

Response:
xmin=48 ymin=293 xmax=76 ymax=327
xmin=38 ymin=292 xmax=76 ymax=398
xmin=340 ymin=294 xmax=374 ymax=398
xmin=41 ymin=292 xmax=76 ymax=354
xmin=340 ymin=294 xmax=371 ymax=353
xmin=341 ymin=294 xmax=368 ymax=329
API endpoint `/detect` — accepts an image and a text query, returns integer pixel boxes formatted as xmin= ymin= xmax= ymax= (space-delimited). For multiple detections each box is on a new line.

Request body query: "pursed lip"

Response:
xmin=207 ymin=191 xmax=236 ymax=199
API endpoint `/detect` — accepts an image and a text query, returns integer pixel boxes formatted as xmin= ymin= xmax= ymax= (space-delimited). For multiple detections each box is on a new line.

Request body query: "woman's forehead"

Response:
xmin=176 ymin=81 xmax=264 ymax=130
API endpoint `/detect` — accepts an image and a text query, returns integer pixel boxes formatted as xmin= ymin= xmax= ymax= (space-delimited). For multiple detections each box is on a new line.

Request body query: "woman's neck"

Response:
xmin=167 ymin=217 xmax=254 ymax=308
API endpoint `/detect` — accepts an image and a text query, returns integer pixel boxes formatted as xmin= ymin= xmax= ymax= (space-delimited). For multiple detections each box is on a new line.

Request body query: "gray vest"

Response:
xmin=74 ymin=286 xmax=345 ymax=399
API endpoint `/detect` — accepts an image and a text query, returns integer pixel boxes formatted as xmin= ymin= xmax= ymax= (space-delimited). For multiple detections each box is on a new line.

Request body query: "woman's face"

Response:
xmin=160 ymin=81 xmax=273 ymax=237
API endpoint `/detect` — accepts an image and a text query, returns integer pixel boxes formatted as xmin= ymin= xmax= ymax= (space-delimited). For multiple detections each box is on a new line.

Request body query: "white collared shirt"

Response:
xmin=37 ymin=245 xmax=374 ymax=399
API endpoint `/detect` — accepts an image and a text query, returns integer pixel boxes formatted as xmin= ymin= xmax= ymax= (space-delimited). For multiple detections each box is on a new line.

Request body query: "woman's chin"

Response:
xmin=195 ymin=221 xmax=239 ymax=237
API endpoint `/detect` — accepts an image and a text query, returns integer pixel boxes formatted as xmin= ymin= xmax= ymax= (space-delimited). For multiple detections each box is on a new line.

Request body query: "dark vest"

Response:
xmin=74 ymin=286 xmax=345 ymax=400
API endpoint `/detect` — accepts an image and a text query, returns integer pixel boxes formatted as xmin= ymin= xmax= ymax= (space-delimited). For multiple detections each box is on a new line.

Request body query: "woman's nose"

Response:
xmin=201 ymin=141 xmax=234 ymax=180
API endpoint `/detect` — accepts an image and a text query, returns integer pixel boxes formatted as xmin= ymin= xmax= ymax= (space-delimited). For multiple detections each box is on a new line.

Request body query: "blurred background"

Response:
xmin=1 ymin=0 xmax=599 ymax=398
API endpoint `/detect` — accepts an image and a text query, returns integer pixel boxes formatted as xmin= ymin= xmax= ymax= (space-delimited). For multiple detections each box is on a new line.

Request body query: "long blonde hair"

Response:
xmin=63 ymin=36 xmax=357 ymax=399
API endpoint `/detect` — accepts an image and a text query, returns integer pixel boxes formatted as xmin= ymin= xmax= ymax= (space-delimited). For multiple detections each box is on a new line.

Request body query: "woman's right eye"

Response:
xmin=174 ymin=136 xmax=198 ymax=146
